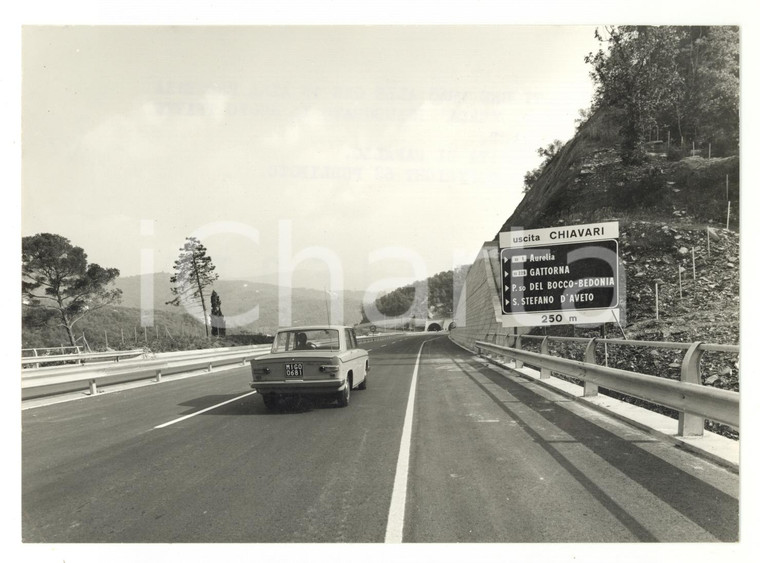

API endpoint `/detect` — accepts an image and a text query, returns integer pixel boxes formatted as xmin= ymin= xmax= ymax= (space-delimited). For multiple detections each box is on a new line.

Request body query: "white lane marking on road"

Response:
xmin=384 ymin=339 xmax=426 ymax=543
xmin=154 ymin=391 xmax=258 ymax=429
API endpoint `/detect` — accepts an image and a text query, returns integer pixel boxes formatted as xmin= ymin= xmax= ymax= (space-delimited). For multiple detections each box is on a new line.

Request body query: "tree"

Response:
xmin=523 ymin=139 xmax=565 ymax=193
xmin=586 ymin=26 xmax=684 ymax=164
xmin=359 ymin=302 xmax=371 ymax=325
xmin=585 ymin=26 xmax=739 ymax=162
xmin=22 ymin=233 xmax=122 ymax=347
xmin=677 ymin=26 xmax=739 ymax=153
xmin=210 ymin=290 xmax=226 ymax=337
xmin=523 ymin=168 xmax=542 ymax=194
xmin=375 ymin=285 xmax=421 ymax=318
xmin=537 ymin=139 xmax=565 ymax=161
xmin=428 ymin=270 xmax=454 ymax=317
xmin=166 ymin=237 xmax=219 ymax=337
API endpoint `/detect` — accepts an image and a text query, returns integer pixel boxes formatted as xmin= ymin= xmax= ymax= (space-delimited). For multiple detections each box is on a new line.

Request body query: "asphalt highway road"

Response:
xmin=22 ymin=334 xmax=739 ymax=543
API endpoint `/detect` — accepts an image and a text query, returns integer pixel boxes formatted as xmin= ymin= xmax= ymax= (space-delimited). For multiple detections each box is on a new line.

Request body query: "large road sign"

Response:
xmin=498 ymin=221 xmax=621 ymax=327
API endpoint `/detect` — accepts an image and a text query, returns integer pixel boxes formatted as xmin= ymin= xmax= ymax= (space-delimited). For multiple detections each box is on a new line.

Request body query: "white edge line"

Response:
xmin=384 ymin=339 xmax=426 ymax=543
xmin=154 ymin=390 xmax=258 ymax=429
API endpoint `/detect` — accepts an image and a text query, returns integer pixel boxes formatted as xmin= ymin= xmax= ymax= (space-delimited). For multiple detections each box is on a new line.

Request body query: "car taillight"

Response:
xmin=319 ymin=365 xmax=340 ymax=376
xmin=253 ymin=367 xmax=270 ymax=375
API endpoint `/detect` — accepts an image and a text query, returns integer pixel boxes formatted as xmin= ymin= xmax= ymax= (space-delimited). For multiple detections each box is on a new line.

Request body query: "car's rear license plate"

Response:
xmin=285 ymin=363 xmax=304 ymax=378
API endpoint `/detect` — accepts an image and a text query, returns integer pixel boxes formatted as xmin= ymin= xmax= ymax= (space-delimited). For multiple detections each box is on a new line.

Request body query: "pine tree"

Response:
xmin=22 ymin=233 xmax=122 ymax=347
xmin=166 ymin=237 xmax=219 ymax=337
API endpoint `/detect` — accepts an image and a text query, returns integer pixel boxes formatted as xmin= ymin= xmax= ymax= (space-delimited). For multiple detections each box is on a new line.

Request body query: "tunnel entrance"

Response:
xmin=427 ymin=323 xmax=442 ymax=332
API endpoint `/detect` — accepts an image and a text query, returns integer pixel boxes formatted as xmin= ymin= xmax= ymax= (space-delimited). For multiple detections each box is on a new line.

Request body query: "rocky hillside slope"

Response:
xmin=495 ymin=108 xmax=740 ymax=437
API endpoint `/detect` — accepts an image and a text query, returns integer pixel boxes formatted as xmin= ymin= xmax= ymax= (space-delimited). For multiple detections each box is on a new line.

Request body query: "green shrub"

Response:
xmin=611 ymin=166 xmax=667 ymax=210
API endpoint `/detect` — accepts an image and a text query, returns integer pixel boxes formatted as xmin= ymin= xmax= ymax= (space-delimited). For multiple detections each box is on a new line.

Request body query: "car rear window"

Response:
xmin=272 ymin=329 xmax=340 ymax=352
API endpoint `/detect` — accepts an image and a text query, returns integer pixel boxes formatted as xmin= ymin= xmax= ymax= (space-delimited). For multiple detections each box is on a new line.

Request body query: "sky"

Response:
xmin=21 ymin=25 xmax=601 ymax=291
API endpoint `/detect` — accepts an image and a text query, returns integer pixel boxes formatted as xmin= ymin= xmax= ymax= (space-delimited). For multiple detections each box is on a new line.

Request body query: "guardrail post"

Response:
xmin=679 ymin=342 xmax=705 ymax=437
xmin=583 ymin=338 xmax=599 ymax=397
xmin=497 ymin=334 xmax=512 ymax=365
xmin=539 ymin=337 xmax=551 ymax=379
xmin=207 ymin=362 xmax=213 ymax=372
xmin=496 ymin=333 xmax=508 ymax=348
xmin=155 ymin=369 xmax=162 ymax=383
xmin=503 ymin=335 xmax=515 ymax=368
xmin=88 ymin=379 xmax=97 ymax=395
xmin=514 ymin=335 xmax=523 ymax=369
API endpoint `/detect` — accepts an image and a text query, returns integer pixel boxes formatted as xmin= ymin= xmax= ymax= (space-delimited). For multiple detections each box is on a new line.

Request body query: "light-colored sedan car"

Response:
xmin=250 ymin=325 xmax=369 ymax=409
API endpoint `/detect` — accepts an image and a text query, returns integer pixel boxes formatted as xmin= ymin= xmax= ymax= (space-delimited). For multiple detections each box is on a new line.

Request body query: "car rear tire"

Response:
xmin=337 ymin=378 xmax=351 ymax=407
xmin=357 ymin=370 xmax=367 ymax=390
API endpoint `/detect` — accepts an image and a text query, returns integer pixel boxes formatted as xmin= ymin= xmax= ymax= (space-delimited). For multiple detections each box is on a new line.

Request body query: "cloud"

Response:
xmin=261 ymin=108 xmax=327 ymax=149
xmin=203 ymin=91 xmax=229 ymax=124
xmin=80 ymin=89 xmax=231 ymax=159
xmin=81 ymin=110 xmax=165 ymax=159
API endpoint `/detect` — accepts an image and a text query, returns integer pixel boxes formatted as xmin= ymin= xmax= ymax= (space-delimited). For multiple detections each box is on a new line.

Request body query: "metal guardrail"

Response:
xmin=357 ymin=332 xmax=411 ymax=342
xmin=20 ymin=334 xmax=408 ymax=399
xmin=22 ymin=346 xmax=83 ymax=357
xmin=21 ymin=349 xmax=146 ymax=368
xmin=23 ymin=344 xmax=273 ymax=368
xmin=143 ymin=344 xmax=272 ymax=361
xmin=474 ymin=340 xmax=739 ymax=436
xmin=516 ymin=334 xmax=739 ymax=354
xmin=21 ymin=347 xmax=271 ymax=398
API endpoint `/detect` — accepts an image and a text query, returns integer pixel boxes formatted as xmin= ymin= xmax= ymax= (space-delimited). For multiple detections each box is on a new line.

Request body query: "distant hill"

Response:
xmin=22 ymin=275 xmax=368 ymax=351
xmin=113 ymin=273 xmax=366 ymax=334
xmin=363 ymin=268 xmax=469 ymax=323
xmin=21 ymin=304 xmax=258 ymax=352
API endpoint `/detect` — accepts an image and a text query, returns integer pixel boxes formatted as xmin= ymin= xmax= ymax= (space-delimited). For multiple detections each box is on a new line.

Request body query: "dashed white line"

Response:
xmin=384 ymin=339 xmax=426 ymax=543
xmin=154 ymin=391 xmax=258 ymax=429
